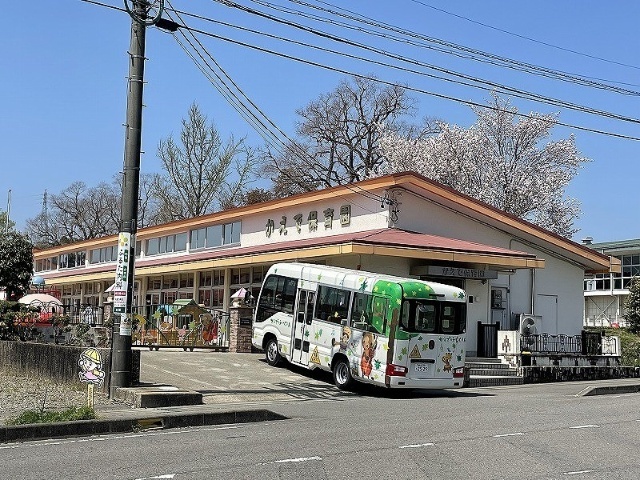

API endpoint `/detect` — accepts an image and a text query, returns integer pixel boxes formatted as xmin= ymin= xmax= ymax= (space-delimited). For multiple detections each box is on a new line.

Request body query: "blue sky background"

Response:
xmin=1 ymin=0 xmax=638 ymax=243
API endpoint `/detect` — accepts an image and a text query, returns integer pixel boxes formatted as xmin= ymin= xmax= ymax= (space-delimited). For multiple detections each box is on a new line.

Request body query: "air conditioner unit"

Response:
xmin=519 ymin=314 xmax=542 ymax=351
xmin=519 ymin=314 xmax=541 ymax=336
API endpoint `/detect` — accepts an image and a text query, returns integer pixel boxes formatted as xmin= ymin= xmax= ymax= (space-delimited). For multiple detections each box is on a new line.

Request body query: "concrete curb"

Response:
xmin=0 ymin=409 xmax=287 ymax=444
xmin=576 ymin=383 xmax=640 ymax=396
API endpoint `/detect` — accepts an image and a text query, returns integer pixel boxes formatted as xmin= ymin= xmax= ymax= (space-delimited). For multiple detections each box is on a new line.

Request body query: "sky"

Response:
xmin=1 ymin=0 xmax=638 ymax=244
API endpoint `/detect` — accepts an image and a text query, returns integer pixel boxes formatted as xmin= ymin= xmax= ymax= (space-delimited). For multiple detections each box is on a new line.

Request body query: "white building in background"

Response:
xmin=583 ymin=238 xmax=640 ymax=328
xmin=32 ymin=172 xmax=618 ymax=357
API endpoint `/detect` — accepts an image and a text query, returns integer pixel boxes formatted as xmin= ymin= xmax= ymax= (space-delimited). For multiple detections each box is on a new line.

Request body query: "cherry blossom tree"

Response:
xmin=377 ymin=93 xmax=588 ymax=237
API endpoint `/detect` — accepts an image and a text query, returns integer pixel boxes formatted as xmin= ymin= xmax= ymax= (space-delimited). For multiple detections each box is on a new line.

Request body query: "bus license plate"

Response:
xmin=414 ymin=363 xmax=430 ymax=372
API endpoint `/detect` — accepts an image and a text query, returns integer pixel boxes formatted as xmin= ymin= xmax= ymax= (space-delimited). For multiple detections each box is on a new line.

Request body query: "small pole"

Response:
xmin=87 ymin=383 xmax=95 ymax=409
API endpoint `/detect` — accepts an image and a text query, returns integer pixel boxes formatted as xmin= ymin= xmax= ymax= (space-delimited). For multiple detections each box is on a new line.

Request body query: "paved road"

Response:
xmin=138 ymin=348 xmax=353 ymax=405
xmin=4 ymin=363 xmax=640 ymax=479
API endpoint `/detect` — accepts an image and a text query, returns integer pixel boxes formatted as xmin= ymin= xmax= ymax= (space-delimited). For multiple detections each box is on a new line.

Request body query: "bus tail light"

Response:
xmin=453 ymin=367 xmax=465 ymax=378
xmin=386 ymin=364 xmax=408 ymax=377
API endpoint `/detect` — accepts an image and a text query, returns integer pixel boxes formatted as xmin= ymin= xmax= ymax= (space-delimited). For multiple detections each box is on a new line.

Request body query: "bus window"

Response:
xmin=442 ymin=303 xmax=466 ymax=334
xmin=415 ymin=303 xmax=436 ymax=333
xmin=281 ymin=277 xmax=297 ymax=314
xmin=351 ymin=292 xmax=373 ymax=328
xmin=400 ymin=300 xmax=410 ymax=329
xmin=316 ymin=286 xmax=350 ymax=324
xmin=255 ymin=275 xmax=298 ymax=322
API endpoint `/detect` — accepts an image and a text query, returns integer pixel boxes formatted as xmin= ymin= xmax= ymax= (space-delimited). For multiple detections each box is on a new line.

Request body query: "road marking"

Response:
xmin=399 ymin=443 xmax=435 ymax=449
xmin=135 ymin=475 xmax=176 ymax=479
xmin=563 ymin=470 xmax=593 ymax=475
xmin=493 ymin=433 xmax=524 ymax=438
xmin=0 ymin=425 xmax=240 ymax=450
xmin=257 ymin=456 xmax=322 ymax=465
xmin=569 ymin=425 xmax=599 ymax=429
xmin=275 ymin=456 xmax=323 ymax=464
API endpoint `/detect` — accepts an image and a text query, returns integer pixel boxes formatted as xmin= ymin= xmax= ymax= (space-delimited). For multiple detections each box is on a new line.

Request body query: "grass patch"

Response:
xmin=6 ymin=406 xmax=96 ymax=426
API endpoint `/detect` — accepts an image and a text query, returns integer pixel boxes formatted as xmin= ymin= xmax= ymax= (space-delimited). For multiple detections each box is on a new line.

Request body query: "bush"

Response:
xmin=6 ymin=406 xmax=96 ymax=425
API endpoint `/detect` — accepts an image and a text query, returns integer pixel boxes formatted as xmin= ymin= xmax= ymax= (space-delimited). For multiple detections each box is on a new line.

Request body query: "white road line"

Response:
xmin=569 ymin=425 xmax=599 ymax=429
xmin=135 ymin=475 xmax=176 ymax=479
xmin=399 ymin=443 xmax=435 ymax=449
xmin=0 ymin=425 xmax=240 ymax=450
xmin=274 ymin=456 xmax=323 ymax=464
xmin=256 ymin=456 xmax=323 ymax=465
xmin=563 ymin=470 xmax=593 ymax=475
xmin=493 ymin=433 xmax=524 ymax=438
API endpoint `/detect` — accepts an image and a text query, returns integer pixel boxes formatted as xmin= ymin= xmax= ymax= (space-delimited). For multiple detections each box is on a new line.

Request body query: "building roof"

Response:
xmin=33 ymin=171 xmax=617 ymax=276
xmin=40 ymin=228 xmax=543 ymax=285
xmin=585 ymin=238 xmax=640 ymax=255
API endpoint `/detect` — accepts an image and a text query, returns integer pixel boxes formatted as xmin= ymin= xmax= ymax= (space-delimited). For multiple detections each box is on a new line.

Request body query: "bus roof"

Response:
xmin=267 ymin=262 xmax=466 ymax=301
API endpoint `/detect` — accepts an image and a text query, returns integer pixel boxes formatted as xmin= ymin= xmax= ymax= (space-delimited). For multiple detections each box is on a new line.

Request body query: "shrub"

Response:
xmin=6 ymin=406 xmax=96 ymax=425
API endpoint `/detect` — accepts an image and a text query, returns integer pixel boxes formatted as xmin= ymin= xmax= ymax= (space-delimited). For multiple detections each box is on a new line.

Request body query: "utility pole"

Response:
xmin=110 ymin=0 xmax=164 ymax=396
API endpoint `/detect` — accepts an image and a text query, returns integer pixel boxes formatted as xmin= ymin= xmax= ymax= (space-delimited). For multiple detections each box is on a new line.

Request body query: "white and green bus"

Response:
xmin=252 ymin=263 xmax=467 ymax=390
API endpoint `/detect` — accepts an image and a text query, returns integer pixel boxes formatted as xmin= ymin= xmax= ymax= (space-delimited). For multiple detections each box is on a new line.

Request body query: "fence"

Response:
xmin=520 ymin=331 xmax=619 ymax=356
xmin=12 ymin=302 xmax=232 ymax=350
xmin=131 ymin=308 xmax=230 ymax=350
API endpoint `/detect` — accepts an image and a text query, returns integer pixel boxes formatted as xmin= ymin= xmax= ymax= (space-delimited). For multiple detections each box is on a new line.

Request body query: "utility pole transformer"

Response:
xmin=111 ymin=0 xmax=163 ymax=396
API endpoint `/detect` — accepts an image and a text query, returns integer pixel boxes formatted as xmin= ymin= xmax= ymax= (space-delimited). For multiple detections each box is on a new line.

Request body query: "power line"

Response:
xmin=173 ymin=21 xmax=640 ymax=141
xmin=407 ymin=0 xmax=640 ymax=73
xmin=281 ymin=0 xmax=640 ymax=91
xmin=81 ymin=0 xmax=640 ymax=141
xmin=201 ymin=0 xmax=640 ymax=125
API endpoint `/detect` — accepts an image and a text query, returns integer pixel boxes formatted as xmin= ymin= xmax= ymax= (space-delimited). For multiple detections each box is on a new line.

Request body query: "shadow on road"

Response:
xmin=254 ymin=358 xmax=493 ymax=399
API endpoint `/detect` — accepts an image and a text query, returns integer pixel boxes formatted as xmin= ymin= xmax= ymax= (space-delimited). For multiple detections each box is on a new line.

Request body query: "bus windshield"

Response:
xmin=400 ymin=299 xmax=466 ymax=334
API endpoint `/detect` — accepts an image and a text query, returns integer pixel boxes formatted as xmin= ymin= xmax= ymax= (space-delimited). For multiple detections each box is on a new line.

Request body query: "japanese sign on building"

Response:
xmin=427 ymin=266 xmax=498 ymax=279
xmin=265 ymin=205 xmax=351 ymax=238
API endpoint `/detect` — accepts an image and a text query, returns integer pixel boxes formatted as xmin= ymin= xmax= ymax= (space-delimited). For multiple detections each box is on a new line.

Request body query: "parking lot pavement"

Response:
xmin=137 ymin=348 xmax=351 ymax=405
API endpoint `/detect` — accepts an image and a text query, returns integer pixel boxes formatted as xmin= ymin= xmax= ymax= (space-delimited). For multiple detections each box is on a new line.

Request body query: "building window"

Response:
xmin=89 ymin=246 xmax=117 ymax=265
xmin=58 ymin=251 xmax=85 ymax=270
xmin=145 ymin=233 xmax=188 ymax=256
xmin=190 ymin=221 xmax=241 ymax=251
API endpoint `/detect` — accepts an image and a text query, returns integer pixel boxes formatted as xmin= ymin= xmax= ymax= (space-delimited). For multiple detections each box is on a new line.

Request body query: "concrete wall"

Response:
xmin=0 ymin=341 xmax=140 ymax=394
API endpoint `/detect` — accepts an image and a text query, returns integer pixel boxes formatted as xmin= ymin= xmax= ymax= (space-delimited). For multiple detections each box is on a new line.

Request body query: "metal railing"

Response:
xmin=520 ymin=332 xmax=619 ymax=356
xmin=129 ymin=305 xmax=230 ymax=350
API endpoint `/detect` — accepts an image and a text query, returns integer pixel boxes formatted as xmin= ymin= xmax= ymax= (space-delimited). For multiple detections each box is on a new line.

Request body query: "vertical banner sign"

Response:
xmin=113 ymin=232 xmax=134 ymax=335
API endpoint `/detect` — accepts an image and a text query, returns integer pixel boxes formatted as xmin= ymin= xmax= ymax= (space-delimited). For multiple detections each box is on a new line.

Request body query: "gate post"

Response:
xmin=229 ymin=306 xmax=253 ymax=353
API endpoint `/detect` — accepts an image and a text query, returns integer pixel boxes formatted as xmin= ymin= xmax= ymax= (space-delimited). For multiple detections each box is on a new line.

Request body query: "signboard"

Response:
xmin=113 ymin=232 xmax=133 ymax=314
xmin=113 ymin=232 xmax=135 ymax=335
xmin=427 ymin=266 xmax=498 ymax=280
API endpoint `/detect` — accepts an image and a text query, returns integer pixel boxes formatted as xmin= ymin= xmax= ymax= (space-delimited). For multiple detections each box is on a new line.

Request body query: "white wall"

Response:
xmin=397 ymin=191 xmax=586 ymax=337
xmin=240 ymin=193 xmax=389 ymax=247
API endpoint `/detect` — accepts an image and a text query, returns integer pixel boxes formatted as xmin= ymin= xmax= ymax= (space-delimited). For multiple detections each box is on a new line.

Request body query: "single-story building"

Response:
xmin=32 ymin=172 xmax=619 ymax=357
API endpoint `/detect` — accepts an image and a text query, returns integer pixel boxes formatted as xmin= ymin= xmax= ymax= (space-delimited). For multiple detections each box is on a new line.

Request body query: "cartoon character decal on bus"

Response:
xmin=340 ymin=326 xmax=351 ymax=350
xmin=360 ymin=332 xmax=377 ymax=378
xmin=442 ymin=352 xmax=452 ymax=372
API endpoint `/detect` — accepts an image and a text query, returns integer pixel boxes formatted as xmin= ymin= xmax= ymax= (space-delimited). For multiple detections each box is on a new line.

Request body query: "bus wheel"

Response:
xmin=265 ymin=337 xmax=281 ymax=366
xmin=333 ymin=358 xmax=353 ymax=390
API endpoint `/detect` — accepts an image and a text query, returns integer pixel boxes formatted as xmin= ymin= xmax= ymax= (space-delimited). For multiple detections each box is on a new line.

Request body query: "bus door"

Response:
xmin=292 ymin=288 xmax=316 ymax=365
